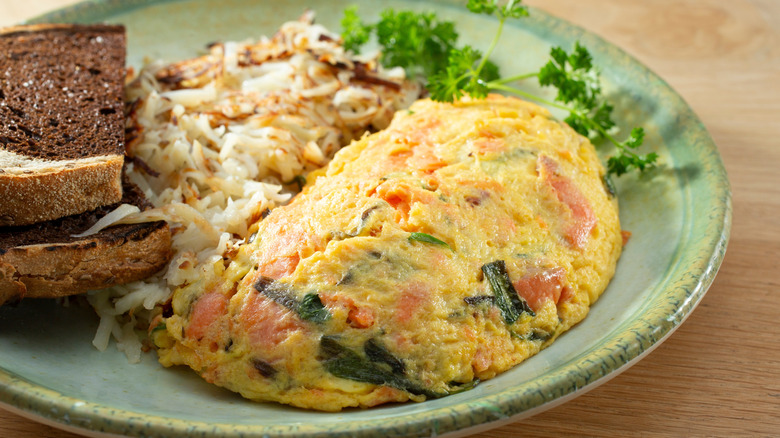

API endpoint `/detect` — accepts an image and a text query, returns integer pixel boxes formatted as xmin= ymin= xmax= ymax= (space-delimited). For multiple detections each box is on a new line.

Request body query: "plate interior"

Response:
xmin=0 ymin=0 xmax=730 ymax=436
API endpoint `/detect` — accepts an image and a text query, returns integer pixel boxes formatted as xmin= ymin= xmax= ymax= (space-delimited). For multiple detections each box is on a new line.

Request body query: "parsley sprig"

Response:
xmin=342 ymin=6 xmax=459 ymax=79
xmin=341 ymin=0 xmax=658 ymax=177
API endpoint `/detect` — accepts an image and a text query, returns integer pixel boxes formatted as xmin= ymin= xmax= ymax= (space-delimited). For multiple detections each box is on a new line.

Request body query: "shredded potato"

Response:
xmin=88 ymin=12 xmax=421 ymax=361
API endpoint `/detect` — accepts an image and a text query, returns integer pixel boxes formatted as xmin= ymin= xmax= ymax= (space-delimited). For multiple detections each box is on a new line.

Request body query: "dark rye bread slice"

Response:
xmin=0 ymin=176 xmax=172 ymax=306
xmin=0 ymin=24 xmax=126 ymax=226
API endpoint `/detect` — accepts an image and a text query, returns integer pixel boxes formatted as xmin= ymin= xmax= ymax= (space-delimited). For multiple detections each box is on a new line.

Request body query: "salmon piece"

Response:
xmin=253 ymin=210 xmax=324 ymax=279
xmin=394 ymin=282 xmax=430 ymax=325
xmin=473 ymin=346 xmax=491 ymax=373
xmin=621 ymin=230 xmax=632 ymax=246
xmin=512 ymin=267 xmax=567 ymax=312
xmin=375 ymin=180 xmax=438 ymax=227
xmin=407 ymin=144 xmax=447 ymax=173
xmin=239 ymin=289 xmax=303 ymax=350
xmin=321 ymin=294 xmax=376 ymax=329
xmin=186 ymin=292 xmax=229 ymax=342
xmin=348 ymin=306 xmax=375 ymax=328
xmin=538 ymin=155 xmax=597 ymax=249
xmin=257 ymin=255 xmax=300 ymax=280
xmin=379 ymin=142 xmax=445 ymax=174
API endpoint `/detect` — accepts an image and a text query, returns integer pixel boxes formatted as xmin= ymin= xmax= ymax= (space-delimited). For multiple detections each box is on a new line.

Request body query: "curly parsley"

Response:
xmin=341 ymin=0 xmax=658 ymax=177
xmin=342 ymin=6 xmax=459 ymax=78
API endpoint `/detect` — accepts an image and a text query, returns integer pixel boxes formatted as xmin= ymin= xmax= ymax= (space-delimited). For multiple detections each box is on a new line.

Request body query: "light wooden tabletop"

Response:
xmin=1 ymin=0 xmax=778 ymax=436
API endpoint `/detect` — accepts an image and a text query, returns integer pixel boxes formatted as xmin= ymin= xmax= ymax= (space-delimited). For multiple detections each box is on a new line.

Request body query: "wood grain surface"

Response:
xmin=1 ymin=0 xmax=779 ymax=436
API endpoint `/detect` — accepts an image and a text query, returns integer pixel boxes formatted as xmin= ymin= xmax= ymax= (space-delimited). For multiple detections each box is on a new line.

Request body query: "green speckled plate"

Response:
xmin=0 ymin=1 xmax=731 ymax=437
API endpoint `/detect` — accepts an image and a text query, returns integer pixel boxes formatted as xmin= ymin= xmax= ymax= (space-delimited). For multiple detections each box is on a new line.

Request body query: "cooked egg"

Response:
xmin=152 ymin=95 xmax=622 ymax=411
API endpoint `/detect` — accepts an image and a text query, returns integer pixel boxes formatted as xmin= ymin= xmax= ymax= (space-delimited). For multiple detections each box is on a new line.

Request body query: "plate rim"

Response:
xmin=1 ymin=0 xmax=732 ymax=436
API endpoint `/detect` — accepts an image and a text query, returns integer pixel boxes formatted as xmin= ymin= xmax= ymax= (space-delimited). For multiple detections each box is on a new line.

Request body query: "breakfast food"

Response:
xmin=0 ymin=23 xmax=172 ymax=308
xmin=0 ymin=24 xmax=127 ymax=226
xmin=0 ymin=13 xmax=623 ymax=411
xmin=87 ymin=13 xmax=420 ymax=361
xmin=0 ymin=177 xmax=171 ymax=306
xmin=151 ymin=95 xmax=623 ymax=410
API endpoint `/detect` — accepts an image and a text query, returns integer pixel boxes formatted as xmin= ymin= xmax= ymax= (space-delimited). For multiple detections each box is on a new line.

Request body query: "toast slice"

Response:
xmin=0 ymin=24 xmax=126 ymax=226
xmin=0 ymin=177 xmax=172 ymax=306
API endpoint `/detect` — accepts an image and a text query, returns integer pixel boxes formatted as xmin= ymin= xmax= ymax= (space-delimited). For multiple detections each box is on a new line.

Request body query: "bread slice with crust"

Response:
xmin=0 ymin=177 xmax=172 ymax=306
xmin=0 ymin=24 xmax=126 ymax=226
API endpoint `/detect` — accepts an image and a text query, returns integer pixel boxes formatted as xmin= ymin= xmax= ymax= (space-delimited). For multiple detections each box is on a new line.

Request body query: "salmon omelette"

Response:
xmin=151 ymin=95 xmax=623 ymax=411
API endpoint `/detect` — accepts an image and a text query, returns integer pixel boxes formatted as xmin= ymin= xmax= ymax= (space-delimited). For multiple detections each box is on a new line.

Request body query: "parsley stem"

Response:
xmin=487 ymin=83 xmax=571 ymax=113
xmin=473 ymin=15 xmax=506 ymax=79
xmin=598 ymin=126 xmax=629 ymax=150
xmin=489 ymin=82 xmax=628 ymax=151
xmin=338 ymin=4 xmax=655 ymax=177
xmin=490 ymin=72 xmax=538 ymax=85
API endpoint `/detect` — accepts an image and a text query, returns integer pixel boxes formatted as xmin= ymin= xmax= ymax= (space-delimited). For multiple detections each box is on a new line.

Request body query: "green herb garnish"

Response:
xmin=364 ymin=338 xmax=406 ymax=374
xmin=320 ymin=336 xmax=475 ymax=398
xmin=342 ymin=0 xmax=657 ymax=177
xmin=253 ymin=277 xmax=331 ymax=323
xmin=320 ymin=336 xmax=432 ymax=396
xmin=481 ymin=260 xmax=534 ymax=324
xmin=342 ymin=6 xmax=460 ymax=78
xmin=408 ymin=232 xmax=452 ymax=249
xmin=298 ymin=293 xmax=331 ymax=323
xmin=341 ymin=6 xmax=373 ymax=52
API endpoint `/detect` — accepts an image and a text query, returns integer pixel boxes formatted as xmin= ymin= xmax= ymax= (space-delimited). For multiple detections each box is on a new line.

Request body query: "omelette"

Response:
xmin=151 ymin=95 xmax=623 ymax=411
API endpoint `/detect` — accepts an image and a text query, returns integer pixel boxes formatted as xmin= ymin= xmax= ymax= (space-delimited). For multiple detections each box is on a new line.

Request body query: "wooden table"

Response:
xmin=1 ymin=0 xmax=778 ymax=436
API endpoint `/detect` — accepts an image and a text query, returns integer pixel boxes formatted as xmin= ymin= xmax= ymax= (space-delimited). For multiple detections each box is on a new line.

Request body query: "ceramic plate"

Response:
xmin=0 ymin=1 xmax=731 ymax=437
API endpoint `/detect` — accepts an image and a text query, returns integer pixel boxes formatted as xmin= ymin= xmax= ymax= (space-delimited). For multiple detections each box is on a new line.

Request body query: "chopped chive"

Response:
xmin=481 ymin=260 xmax=535 ymax=324
xmin=251 ymin=358 xmax=277 ymax=378
xmin=254 ymin=278 xmax=331 ymax=323
xmin=408 ymin=232 xmax=451 ymax=249
xmin=364 ymin=338 xmax=405 ymax=374
xmin=319 ymin=336 xmax=457 ymax=398
xmin=298 ymin=293 xmax=331 ymax=323
xmin=464 ymin=295 xmax=495 ymax=307
xmin=253 ymin=277 xmax=298 ymax=311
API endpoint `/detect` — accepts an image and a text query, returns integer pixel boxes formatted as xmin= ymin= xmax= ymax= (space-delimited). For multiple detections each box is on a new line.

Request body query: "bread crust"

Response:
xmin=0 ymin=263 xmax=24 ymax=306
xmin=0 ymin=155 xmax=123 ymax=226
xmin=0 ymin=23 xmax=124 ymax=37
xmin=0 ymin=221 xmax=171 ymax=303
